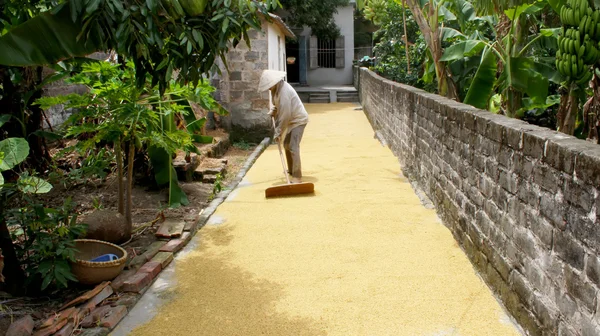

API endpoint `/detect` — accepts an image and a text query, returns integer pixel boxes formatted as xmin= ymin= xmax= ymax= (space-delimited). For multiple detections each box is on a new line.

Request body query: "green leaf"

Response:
xmin=0 ymin=115 xmax=11 ymax=128
xmin=148 ymin=146 xmax=189 ymax=207
xmin=41 ymin=273 xmax=53 ymax=291
xmin=0 ymin=173 xmax=4 ymax=191
xmin=0 ymin=138 xmax=30 ymax=171
xmin=18 ymin=176 xmax=53 ymax=194
xmin=440 ymin=40 xmax=486 ymax=62
xmin=32 ymin=130 xmax=64 ymax=141
xmin=500 ymin=57 xmax=549 ymax=104
xmin=0 ymin=3 xmax=103 ymax=66
xmin=464 ymin=47 xmax=498 ymax=110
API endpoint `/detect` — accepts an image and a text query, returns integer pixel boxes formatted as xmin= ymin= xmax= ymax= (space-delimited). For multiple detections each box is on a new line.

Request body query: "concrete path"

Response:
xmin=113 ymin=104 xmax=522 ymax=336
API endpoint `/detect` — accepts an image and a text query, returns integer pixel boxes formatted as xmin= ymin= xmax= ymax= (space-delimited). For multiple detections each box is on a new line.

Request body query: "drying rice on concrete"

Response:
xmin=126 ymin=103 xmax=522 ymax=336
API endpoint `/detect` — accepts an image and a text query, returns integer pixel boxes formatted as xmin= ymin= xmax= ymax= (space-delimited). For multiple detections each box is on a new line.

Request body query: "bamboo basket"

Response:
xmin=71 ymin=239 xmax=128 ymax=285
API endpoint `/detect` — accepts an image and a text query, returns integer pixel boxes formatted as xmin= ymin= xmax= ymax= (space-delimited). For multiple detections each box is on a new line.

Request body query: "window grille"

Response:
xmin=318 ymin=39 xmax=336 ymax=68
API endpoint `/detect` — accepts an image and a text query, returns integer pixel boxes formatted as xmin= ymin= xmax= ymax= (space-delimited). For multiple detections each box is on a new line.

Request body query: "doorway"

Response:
xmin=286 ymin=40 xmax=300 ymax=83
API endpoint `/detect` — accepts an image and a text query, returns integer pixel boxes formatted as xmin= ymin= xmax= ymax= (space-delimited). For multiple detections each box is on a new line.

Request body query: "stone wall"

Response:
xmin=215 ymin=25 xmax=271 ymax=143
xmin=44 ymin=52 xmax=114 ymax=129
xmin=357 ymin=67 xmax=600 ymax=336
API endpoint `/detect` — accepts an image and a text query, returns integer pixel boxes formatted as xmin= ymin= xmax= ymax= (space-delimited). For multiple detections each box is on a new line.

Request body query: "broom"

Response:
xmin=265 ymin=118 xmax=315 ymax=198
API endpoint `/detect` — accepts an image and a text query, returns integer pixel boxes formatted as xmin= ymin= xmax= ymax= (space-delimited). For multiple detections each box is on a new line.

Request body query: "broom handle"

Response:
xmin=272 ymin=117 xmax=291 ymax=184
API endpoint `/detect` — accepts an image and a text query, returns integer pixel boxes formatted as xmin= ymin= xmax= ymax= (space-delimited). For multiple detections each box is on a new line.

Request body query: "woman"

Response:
xmin=258 ymin=70 xmax=309 ymax=183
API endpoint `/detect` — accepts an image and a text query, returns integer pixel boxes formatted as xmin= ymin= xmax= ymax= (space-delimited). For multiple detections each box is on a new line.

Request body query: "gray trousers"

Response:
xmin=283 ymin=125 xmax=306 ymax=178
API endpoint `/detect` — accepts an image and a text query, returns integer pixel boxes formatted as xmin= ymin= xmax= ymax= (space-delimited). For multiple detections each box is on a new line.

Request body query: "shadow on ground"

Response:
xmin=128 ymin=229 xmax=329 ymax=336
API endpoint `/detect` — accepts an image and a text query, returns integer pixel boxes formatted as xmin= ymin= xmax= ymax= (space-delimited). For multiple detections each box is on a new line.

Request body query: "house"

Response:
xmin=212 ymin=13 xmax=296 ymax=143
xmin=283 ymin=0 xmax=356 ymax=87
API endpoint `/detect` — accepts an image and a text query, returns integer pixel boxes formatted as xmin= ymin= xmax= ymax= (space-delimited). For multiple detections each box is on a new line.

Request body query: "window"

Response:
xmin=317 ymin=39 xmax=336 ymax=68
xmin=309 ymin=36 xmax=346 ymax=70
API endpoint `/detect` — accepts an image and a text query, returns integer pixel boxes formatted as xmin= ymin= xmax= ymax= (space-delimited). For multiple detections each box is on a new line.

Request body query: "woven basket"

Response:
xmin=71 ymin=239 xmax=128 ymax=285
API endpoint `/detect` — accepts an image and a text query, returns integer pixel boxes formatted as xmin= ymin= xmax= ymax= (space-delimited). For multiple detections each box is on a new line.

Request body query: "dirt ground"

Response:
xmin=0 ymin=139 xmax=257 ymax=335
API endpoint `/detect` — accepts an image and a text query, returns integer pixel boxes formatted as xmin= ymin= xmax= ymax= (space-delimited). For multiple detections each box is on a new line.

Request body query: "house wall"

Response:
xmin=214 ymin=22 xmax=277 ymax=142
xmin=267 ymin=24 xmax=287 ymax=73
xmin=306 ymin=5 xmax=355 ymax=86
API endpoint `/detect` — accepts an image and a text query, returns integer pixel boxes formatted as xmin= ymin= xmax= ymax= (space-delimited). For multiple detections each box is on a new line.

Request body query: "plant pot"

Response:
xmin=70 ymin=239 xmax=128 ymax=285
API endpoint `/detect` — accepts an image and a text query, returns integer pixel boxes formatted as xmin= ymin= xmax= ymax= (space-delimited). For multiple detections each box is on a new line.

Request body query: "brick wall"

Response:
xmin=357 ymin=67 xmax=600 ymax=336
xmin=216 ymin=25 xmax=271 ymax=143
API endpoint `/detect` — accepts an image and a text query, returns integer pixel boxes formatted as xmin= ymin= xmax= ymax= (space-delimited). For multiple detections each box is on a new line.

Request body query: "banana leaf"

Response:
xmin=499 ymin=57 xmax=549 ymax=104
xmin=0 ymin=4 xmax=102 ymax=66
xmin=440 ymin=40 xmax=486 ymax=62
xmin=174 ymin=94 xmax=215 ymax=144
xmin=148 ymin=146 xmax=189 ymax=208
xmin=148 ymin=112 xmax=189 ymax=208
xmin=464 ymin=47 xmax=498 ymax=109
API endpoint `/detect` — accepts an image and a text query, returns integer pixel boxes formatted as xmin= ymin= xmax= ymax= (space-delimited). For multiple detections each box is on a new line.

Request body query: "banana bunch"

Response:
xmin=557 ymin=0 xmax=600 ymax=84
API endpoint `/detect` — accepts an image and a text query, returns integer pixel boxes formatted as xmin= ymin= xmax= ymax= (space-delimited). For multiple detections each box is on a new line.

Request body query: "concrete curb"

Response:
xmin=191 ymin=136 xmax=271 ymax=234
xmin=104 ymin=137 xmax=271 ymax=336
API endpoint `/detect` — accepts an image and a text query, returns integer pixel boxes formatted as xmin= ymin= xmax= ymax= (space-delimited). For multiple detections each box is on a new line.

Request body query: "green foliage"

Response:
xmin=7 ymin=198 xmax=86 ymax=291
xmin=36 ymin=60 xmax=197 ymax=207
xmin=0 ymin=0 xmax=279 ymax=92
xmin=370 ymin=1 xmax=435 ymax=91
xmin=233 ymin=140 xmax=256 ymax=150
xmin=278 ymin=0 xmax=349 ymax=39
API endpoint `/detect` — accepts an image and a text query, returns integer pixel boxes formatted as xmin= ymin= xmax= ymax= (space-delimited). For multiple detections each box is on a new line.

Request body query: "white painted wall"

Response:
xmin=267 ymin=24 xmax=287 ymax=73
xmin=306 ymin=5 xmax=355 ymax=86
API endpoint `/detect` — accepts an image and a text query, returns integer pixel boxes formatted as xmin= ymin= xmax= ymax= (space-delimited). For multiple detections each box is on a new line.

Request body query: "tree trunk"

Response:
xmin=558 ymin=83 xmax=579 ymax=135
xmin=116 ymin=140 xmax=124 ymax=215
xmin=584 ymin=69 xmax=600 ymax=142
xmin=124 ymin=141 xmax=135 ymax=236
xmin=405 ymin=0 xmax=459 ymax=100
xmin=0 ymin=206 xmax=25 ymax=295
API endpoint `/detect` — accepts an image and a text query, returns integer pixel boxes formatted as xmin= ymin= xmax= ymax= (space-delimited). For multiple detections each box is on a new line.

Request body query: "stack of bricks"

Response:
xmin=357 ymin=67 xmax=600 ymax=336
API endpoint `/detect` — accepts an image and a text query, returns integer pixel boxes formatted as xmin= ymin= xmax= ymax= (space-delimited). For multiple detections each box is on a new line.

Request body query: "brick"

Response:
xmin=564 ymin=180 xmax=594 ymax=213
xmin=111 ymin=293 xmax=138 ymax=309
xmin=110 ymin=270 xmax=136 ymax=291
xmin=512 ymin=153 xmax=534 ymax=179
xmin=80 ymin=285 xmax=114 ymax=313
xmin=160 ymin=239 xmax=186 ymax=253
xmin=523 ymin=129 xmax=552 ymax=160
xmin=498 ymin=168 xmax=518 ymax=194
xmin=156 ymin=220 xmax=185 ymax=238
xmin=533 ymin=163 xmax=563 ymax=193
xmin=99 ymin=305 xmax=127 ymax=329
xmin=567 ymin=208 xmax=600 ymax=253
xmin=529 ymin=217 xmax=553 ymax=247
xmin=554 ymin=230 xmax=585 ymax=271
xmin=53 ymin=322 xmax=74 ymax=336
xmin=514 ymin=227 xmax=541 ymax=260
xmin=139 ymin=261 xmax=162 ymax=279
xmin=229 ymin=71 xmax=242 ymax=81
xmin=558 ymin=321 xmax=579 ymax=336
xmin=38 ymin=307 xmax=78 ymax=330
xmin=586 ymin=254 xmax=600 ymax=287
xmin=61 ymin=281 xmax=110 ymax=310
xmin=575 ymin=147 xmax=600 ymax=186
xmin=6 ymin=315 xmax=34 ymax=336
xmin=151 ymin=251 xmax=174 ymax=268
xmin=544 ymin=137 xmax=587 ymax=174
xmin=530 ymin=293 xmax=559 ymax=332
xmin=540 ymin=192 xmax=567 ymax=230
xmin=122 ymin=272 xmax=153 ymax=293
xmin=582 ymin=317 xmax=600 ymax=336
xmin=565 ymin=265 xmax=597 ymax=312
xmin=78 ymin=328 xmax=110 ymax=336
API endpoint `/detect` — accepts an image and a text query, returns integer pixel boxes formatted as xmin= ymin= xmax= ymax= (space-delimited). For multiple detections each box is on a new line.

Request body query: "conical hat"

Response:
xmin=258 ymin=70 xmax=286 ymax=92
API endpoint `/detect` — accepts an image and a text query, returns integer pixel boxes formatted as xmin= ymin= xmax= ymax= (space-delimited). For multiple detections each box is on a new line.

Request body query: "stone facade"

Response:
xmin=356 ymin=67 xmax=600 ymax=336
xmin=214 ymin=25 xmax=271 ymax=143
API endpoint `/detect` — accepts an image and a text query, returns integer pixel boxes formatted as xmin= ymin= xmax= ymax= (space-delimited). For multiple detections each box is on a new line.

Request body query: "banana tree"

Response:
xmin=441 ymin=1 xmax=561 ymax=117
xmin=404 ymin=0 xmax=460 ymax=99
